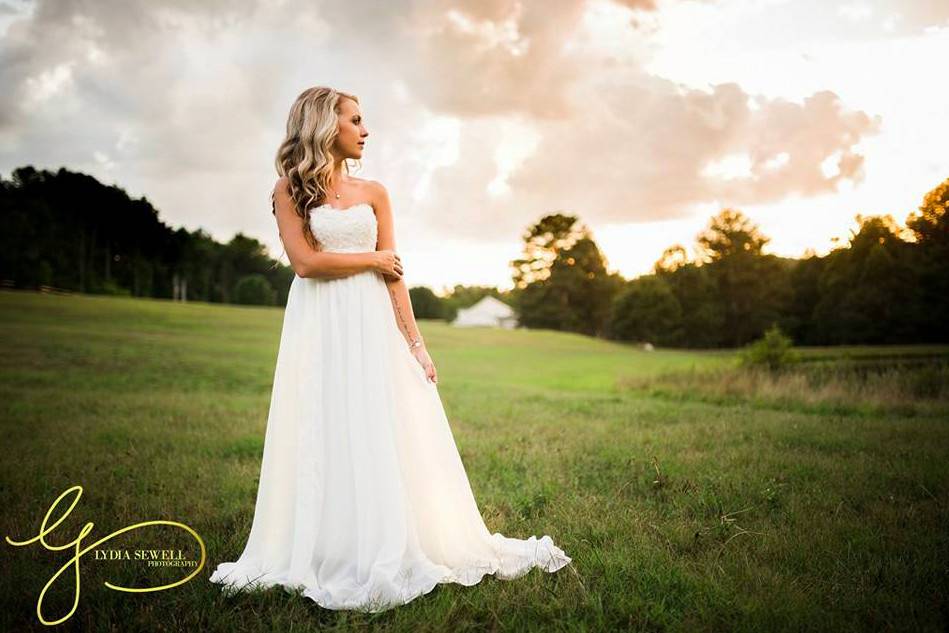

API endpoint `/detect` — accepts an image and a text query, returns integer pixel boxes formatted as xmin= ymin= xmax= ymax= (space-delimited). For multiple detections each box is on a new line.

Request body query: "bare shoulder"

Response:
xmin=364 ymin=179 xmax=391 ymax=208
xmin=270 ymin=176 xmax=293 ymax=216
xmin=273 ymin=175 xmax=290 ymax=192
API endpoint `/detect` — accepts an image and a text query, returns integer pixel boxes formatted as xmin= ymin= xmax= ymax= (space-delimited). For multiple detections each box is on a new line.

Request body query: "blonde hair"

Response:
xmin=273 ymin=86 xmax=361 ymax=250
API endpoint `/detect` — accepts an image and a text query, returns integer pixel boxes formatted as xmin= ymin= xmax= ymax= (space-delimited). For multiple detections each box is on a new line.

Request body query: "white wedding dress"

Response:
xmin=208 ymin=201 xmax=572 ymax=612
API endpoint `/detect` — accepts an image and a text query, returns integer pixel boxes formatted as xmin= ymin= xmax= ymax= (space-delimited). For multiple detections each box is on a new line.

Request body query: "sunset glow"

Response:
xmin=1 ymin=0 xmax=946 ymax=293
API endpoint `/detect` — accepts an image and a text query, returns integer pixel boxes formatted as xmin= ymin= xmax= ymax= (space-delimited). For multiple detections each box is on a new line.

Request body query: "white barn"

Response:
xmin=453 ymin=295 xmax=518 ymax=329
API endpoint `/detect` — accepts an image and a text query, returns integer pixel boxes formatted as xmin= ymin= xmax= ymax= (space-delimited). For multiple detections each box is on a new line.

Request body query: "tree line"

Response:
xmin=2 ymin=165 xmax=946 ymax=347
xmin=0 ymin=166 xmax=505 ymax=311
xmin=500 ymin=176 xmax=948 ymax=347
xmin=1 ymin=166 xmax=291 ymax=305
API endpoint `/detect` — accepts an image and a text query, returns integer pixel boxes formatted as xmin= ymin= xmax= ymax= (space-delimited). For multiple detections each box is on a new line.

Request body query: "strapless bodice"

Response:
xmin=308 ymin=202 xmax=378 ymax=253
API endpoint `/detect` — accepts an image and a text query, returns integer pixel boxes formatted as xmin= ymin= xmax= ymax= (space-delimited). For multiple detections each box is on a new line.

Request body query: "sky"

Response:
xmin=1 ymin=0 xmax=947 ymax=295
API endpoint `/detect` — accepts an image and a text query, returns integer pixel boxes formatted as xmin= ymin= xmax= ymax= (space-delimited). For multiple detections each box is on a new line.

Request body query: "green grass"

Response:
xmin=621 ymin=355 xmax=949 ymax=418
xmin=1 ymin=289 xmax=947 ymax=632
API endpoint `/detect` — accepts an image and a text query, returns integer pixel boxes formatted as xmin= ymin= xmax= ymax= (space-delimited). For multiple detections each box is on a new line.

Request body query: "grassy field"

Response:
xmin=1 ymin=289 xmax=947 ymax=632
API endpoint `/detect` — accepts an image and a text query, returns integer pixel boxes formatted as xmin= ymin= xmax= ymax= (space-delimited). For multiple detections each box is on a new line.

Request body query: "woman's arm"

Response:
xmin=388 ymin=276 xmax=422 ymax=344
xmin=272 ymin=177 xmax=398 ymax=280
xmin=371 ymin=180 xmax=438 ymax=383
xmin=372 ymin=181 xmax=421 ymax=345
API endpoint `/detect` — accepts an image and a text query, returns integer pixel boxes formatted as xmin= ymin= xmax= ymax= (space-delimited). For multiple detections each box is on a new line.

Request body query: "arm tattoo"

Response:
xmin=389 ymin=286 xmax=413 ymax=341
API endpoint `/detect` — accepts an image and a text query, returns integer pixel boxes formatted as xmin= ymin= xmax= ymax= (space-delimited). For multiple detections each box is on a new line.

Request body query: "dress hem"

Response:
xmin=208 ymin=534 xmax=572 ymax=613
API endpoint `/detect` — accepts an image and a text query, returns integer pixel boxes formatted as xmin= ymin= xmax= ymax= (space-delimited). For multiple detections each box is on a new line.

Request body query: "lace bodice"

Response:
xmin=308 ymin=203 xmax=378 ymax=253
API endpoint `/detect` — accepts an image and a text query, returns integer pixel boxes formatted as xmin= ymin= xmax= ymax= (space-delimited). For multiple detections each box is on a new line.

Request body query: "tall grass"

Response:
xmin=619 ymin=355 xmax=949 ymax=417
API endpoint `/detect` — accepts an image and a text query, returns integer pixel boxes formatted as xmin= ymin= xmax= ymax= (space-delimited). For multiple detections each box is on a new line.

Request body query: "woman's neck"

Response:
xmin=328 ymin=165 xmax=346 ymax=188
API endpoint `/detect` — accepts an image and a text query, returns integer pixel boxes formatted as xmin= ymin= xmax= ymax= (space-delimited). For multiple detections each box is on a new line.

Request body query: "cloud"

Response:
xmin=0 ymin=1 xmax=22 ymax=17
xmin=415 ymin=76 xmax=879 ymax=240
xmin=0 ymin=0 xmax=888 ymax=274
xmin=885 ymin=0 xmax=949 ymax=31
xmin=394 ymin=0 xmax=882 ymax=239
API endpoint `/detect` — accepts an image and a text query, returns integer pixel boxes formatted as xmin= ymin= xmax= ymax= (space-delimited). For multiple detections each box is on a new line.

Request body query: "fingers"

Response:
xmin=389 ymin=252 xmax=403 ymax=278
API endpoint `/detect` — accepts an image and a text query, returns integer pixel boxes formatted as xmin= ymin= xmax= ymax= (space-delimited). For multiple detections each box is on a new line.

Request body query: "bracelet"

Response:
xmin=409 ymin=336 xmax=424 ymax=349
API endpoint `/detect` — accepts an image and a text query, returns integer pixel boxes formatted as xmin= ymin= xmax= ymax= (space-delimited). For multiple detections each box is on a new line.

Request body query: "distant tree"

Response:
xmin=656 ymin=262 xmax=725 ymax=348
xmin=785 ymin=254 xmax=825 ymax=345
xmin=695 ymin=208 xmax=791 ymax=346
xmin=510 ymin=213 xmax=588 ymax=289
xmin=512 ymin=216 xmax=624 ymax=336
xmin=409 ymin=286 xmax=444 ymax=319
xmin=234 ymin=274 xmax=276 ymax=305
xmin=0 ymin=166 xmax=294 ymax=304
xmin=907 ymin=177 xmax=949 ymax=245
xmin=216 ymin=233 xmax=279 ymax=303
xmin=608 ymin=275 xmax=682 ymax=346
xmin=554 ymin=237 xmax=624 ymax=336
xmin=814 ymin=214 xmax=918 ymax=344
xmin=653 ymin=244 xmax=690 ymax=275
xmin=696 ymin=208 xmax=770 ymax=263
xmin=172 ymin=227 xmax=219 ymax=302
xmin=906 ymin=177 xmax=949 ymax=341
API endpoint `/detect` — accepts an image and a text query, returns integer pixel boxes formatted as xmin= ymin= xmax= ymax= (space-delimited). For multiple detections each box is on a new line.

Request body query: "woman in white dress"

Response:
xmin=208 ymin=86 xmax=572 ymax=613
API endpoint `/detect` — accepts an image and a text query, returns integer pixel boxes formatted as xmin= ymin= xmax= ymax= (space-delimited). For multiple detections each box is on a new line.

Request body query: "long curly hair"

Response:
xmin=273 ymin=86 xmax=361 ymax=250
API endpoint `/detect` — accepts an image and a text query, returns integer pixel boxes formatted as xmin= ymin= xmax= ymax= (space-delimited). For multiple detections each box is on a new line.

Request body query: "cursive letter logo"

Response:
xmin=4 ymin=485 xmax=206 ymax=626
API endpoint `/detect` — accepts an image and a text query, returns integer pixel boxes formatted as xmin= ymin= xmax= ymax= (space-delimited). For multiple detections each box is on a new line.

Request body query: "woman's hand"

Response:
xmin=411 ymin=344 xmax=438 ymax=384
xmin=371 ymin=250 xmax=403 ymax=281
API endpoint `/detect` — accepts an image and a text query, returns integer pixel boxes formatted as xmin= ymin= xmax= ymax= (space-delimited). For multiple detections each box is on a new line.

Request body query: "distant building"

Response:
xmin=452 ymin=295 xmax=518 ymax=329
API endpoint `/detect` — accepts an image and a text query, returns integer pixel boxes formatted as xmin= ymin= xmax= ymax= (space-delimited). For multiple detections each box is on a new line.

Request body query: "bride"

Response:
xmin=208 ymin=85 xmax=572 ymax=612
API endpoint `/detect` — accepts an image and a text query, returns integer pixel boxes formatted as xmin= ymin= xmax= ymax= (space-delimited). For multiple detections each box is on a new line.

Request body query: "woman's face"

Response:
xmin=334 ymin=97 xmax=368 ymax=160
